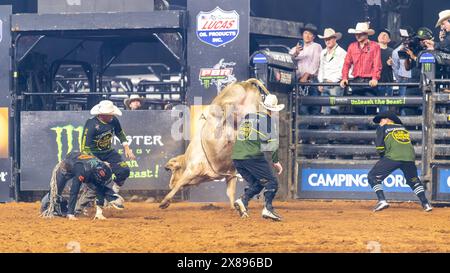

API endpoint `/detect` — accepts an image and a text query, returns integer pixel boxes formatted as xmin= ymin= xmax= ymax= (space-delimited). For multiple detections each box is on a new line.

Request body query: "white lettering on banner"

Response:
xmin=112 ymin=135 xmax=164 ymax=146
xmin=308 ymin=173 xmax=409 ymax=188
xmin=447 ymin=176 xmax=450 ymax=188
xmin=67 ymin=0 xmax=81 ymax=6
xmin=196 ymin=7 xmax=240 ymax=47
xmin=270 ymin=52 xmax=294 ymax=64
xmin=66 ymin=0 xmax=81 ymax=6
xmin=0 ymin=172 xmax=7 ymax=182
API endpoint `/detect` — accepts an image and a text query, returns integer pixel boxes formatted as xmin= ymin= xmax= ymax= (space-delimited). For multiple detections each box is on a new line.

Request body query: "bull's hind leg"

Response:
xmin=226 ymin=175 xmax=237 ymax=209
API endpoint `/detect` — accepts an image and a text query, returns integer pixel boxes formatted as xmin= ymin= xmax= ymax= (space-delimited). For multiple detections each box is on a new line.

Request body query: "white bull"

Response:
xmin=159 ymin=79 xmax=269 ymax=209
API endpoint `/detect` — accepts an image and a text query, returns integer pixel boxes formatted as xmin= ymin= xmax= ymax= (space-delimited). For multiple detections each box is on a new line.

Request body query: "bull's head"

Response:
xmin=165 ymin=155 xmax=186 ymax=189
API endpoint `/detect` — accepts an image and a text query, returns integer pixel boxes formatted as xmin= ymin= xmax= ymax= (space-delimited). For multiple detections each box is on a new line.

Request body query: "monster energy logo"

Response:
xmin=51 ymin=125 xmax=84 ymax=162
xmin=329 ymin=97 xmax=336 ymax=106
xmin=423 ymin=63 xmax=433 ymax=73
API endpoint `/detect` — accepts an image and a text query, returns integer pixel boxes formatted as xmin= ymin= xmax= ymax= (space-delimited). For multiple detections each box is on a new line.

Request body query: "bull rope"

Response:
xmin=40 ymin=161 xmax=64 ymax=218
xmin=198 ymin=79 xmax=271 ymax=179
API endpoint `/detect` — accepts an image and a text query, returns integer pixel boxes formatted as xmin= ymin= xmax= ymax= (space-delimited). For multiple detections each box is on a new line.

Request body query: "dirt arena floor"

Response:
xmin=1 ymin=200 xmax=450 ymax=253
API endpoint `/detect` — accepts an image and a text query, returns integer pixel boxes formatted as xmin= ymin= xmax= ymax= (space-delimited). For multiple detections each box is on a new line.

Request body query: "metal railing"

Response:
xmin=292 ymin=80 xmax=450 ymax=187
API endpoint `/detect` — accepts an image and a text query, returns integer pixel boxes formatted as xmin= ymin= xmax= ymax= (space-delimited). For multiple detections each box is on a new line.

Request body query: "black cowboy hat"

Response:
xmin=301 ymin=23 xmax=318 ymax=35
xmin=373 ymin=111 xmax=403 ymax=125
xmin=378 ymin=28 xmax=391 ymax=38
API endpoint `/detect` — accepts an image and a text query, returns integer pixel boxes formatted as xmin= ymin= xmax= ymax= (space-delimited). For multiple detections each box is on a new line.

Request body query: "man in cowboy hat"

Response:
xmin=81 ymin=100 xmax=136 ymax=195
xmin=423 ymin=10 xmax=450 ymax=53
xmin=124 ymin=94 xmax=145 ymax=110
xmin=368 ymin=111 xmax=432 ymax=212
xmin=232 ymin=94 xmax=284 ymax=221
xmin=341 ymin=22 xmax=382 ymax=117
xmin=317 ymin=28 xmax=347 ymax=122
xmin=290 ymin=23 xmax=323 ymax=116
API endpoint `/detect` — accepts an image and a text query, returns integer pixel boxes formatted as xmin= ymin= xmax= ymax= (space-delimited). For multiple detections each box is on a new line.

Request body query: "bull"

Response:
xmin=159 ymin=79 xmax=270 ymax=209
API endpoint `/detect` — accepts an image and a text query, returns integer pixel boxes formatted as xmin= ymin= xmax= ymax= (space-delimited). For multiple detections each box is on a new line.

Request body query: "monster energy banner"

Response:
xmin=299 ymin=96 xmax=423 ymax=106
xmin=20 ymin=110 xmax=183 ymax=191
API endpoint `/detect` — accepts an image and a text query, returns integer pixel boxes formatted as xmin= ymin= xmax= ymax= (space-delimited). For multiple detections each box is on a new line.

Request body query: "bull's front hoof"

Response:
xmin=159 ymin=201 xmax=171 ymax=209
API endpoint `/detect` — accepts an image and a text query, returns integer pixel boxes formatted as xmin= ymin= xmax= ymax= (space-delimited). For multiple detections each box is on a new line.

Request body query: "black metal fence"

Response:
xmin=292 ymin=80 xmax=450 ymax=186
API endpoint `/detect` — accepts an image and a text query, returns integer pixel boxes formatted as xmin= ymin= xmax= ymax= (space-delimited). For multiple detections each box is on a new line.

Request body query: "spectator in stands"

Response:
xmin=423 ymin=10 xmax=450 ymax=53
xmin=124 ymin=94 xmax=145 ymax=110
xmin=317 ymin=28 xmax=346 ymax=127
xmin=290 ymin=23 xmax=322 ymax=116
xmin=340 ymin=22 xmax=382 ymax=116
xmin=377 ymin=29 xmax=394 ymax=112
xmin=402 ymin=27 xmax=434 ymax=115
xmin=392 ymin=28 xmax=413 ymax=115
xmin=424 ymin=9 xmax=450 ymax=94
xmin=164 ymin=103 xmax=173 ymax=110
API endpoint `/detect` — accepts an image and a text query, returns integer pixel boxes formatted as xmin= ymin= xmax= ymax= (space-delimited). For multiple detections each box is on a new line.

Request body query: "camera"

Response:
xmin=397 ymin=28 xmax=432 ymax=60
xmin=397 ymin=36 xmax=423 ymax=59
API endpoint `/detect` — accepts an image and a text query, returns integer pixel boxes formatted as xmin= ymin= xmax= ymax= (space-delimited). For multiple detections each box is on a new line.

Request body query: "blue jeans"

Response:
xmin=299 ymin=78 xmax=321 ymax=116
xmin=377 ymin=86 xmax=393 ymax=112
xmin=397 ymin=77 xmax=422 ymax=116
xmin=233 ymin=158 xmax=278 ymax=210
xmin=321 ymin=85 xmax=344 ymax=130
xmin=397 ymin=77 xmax=411 ymax=97
xmin=321 ymin=85 xmax=344 ymax=115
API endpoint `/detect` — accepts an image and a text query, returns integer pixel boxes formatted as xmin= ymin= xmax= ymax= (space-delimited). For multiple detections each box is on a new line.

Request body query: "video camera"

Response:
xmin=397 ymin=29 xmax=427 ymax=60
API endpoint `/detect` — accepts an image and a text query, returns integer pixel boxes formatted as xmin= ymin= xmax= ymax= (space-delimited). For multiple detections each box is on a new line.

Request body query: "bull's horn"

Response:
xmin=245 ymin=78 xmax=271 ymax=95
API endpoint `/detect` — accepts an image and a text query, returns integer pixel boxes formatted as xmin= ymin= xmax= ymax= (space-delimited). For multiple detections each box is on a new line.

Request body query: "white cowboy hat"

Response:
xmin=260 ymin=94 xmax=285 ymax=112
xmin=318 ymin=28 xmax=342 ymax=40
xmin=90 ymin=100 xmax=122 ymax=116
xmin=124 ymin=94 xmax=144 ymax=109
xmin=348 ymin=22 xmax=375 ymax=35
xmin=435 ymin=10 xmax=450 ymax=28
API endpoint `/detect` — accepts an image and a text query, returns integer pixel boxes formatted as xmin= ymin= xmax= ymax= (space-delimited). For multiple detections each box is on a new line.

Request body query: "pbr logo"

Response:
xmin=196 ymin=7 xmax=239 ymax=47
xmin=199 ymin=58 xmax=237 ymax=93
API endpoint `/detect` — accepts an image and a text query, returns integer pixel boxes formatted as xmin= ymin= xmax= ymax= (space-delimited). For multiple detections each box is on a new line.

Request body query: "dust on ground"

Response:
xmin=1 ymin=200 xmax=449 ymax=253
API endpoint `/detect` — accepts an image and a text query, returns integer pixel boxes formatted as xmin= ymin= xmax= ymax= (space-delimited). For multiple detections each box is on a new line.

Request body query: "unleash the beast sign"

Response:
xmin=196 ymin=7 xmax=240 ymax=47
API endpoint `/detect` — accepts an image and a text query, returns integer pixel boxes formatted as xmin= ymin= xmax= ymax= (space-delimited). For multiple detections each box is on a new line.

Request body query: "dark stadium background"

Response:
xmin=2 ymin=0 xmax=447 ymax=59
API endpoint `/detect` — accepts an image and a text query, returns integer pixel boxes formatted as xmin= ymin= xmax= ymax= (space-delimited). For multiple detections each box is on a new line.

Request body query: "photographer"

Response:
xmin=392 ymin=28 xmax=413 ymax=115
xmin=397 ymin=27 xmax=433 ymax=115
xmin=403 ymin=28 xmax=432 ymax=78
xmin=423 ymin=10 xmax=450 ymax=53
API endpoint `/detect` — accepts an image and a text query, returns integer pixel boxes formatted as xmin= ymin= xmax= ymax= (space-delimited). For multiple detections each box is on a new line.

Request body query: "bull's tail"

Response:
xmin=244 ymin=78 xmax=271 ymax=95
